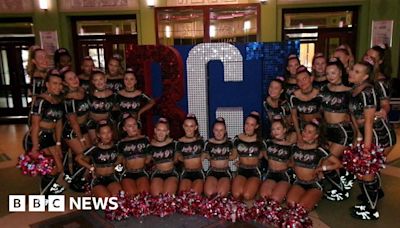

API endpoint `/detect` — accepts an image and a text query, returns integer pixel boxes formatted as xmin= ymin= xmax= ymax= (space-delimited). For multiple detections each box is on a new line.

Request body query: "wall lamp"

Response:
xmin=146 ymin=0 xmax=155 ymax=7
xmin=39 ymin=0 xmax=49 ymax=11
xmin=260 ymin=0 xmax=268 ymax=4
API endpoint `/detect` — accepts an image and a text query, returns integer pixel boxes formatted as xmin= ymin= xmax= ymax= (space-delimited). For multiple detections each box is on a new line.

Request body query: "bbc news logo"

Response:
xmin=9 ymin=195 xmax=118 ymax=212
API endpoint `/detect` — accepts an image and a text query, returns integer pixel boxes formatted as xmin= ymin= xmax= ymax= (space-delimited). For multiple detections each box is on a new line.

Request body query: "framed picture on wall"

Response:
xmin=371 ymin=20 xmax=393 ymax=47
xmin=40 ymin=30 xmax=59 ymax=55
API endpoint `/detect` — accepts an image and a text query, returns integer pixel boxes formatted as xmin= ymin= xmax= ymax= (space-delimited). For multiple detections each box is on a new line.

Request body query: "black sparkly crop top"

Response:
xmin=292 ymin=146 xmax=329 ymax=169
xmin=290 ymin=94 xmax=322 ymax=115
xmin=115 ymin=92 xmax=151 ymax=115
xmin=265 ymin=139 xmax=293 ymax=163
xmin=233 ymin=136 xmax=264 ymax=158
xmin=285 ymin=82 xmax=298 ymax=99
xmin=88 ymin=93 xmax=115 ymax=114
xmin=176 ymin=139 xmax=205 ymax=160
xmin=320 ymin=86 xmax=351 ymax=113
xmin=204 ymin=139 xmax=233 ymax=160
xmin=375 ymin=80 xmax=391 ymax=101
xmin=149 ymin=141 xmax=176 ymax=164
xmin=107 ymin=78 xmax=124 ymax=93
xmin=349 ymin=86 xmax=377 ymax=119
xmin=31 ymin=77 xmax=45 ymax=97
xmin=87 ymin=145 xmax=119 ymax=168
xmin=30 ymin=97 xmax=64 ymax=123
xmin=263 ymin=99 xmax=291 ymax=120
xmin=117 ymin=137 xmax=149 ymax=160
xmin=64 ymin=95 xmax=90 ymax=117
xmin=313 ymin=80 xmax=328 ymax=90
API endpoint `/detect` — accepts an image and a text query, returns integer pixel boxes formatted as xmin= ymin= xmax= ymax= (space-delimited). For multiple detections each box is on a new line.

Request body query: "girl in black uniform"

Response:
xmin=61 ymin=69 xmax=92 ymax=191
xmin=118 ymin=115 xmax=151 ymax=196
xmin=333 ymin=45 xmax=354 ymax=86
xmin=87 ymin=70 xmax=115 ymax=143
xmin=148 ymin=118 xmax=179 ymax=196
xmin=203 ymin=117 xmax=234 ymax=197
xmin=176 ymin=114 xmax=205 ymax=194
xmin=348 ymin=60 xmax=381 ymax=220
xmin=27 ymin=46 xmax=49 ymax=103
xmin=284 ymin=54 xmax=301 ymax=99
xmin=28 ymin=72 xmax=65 ymax=195
xmin=286 ymin=120 xmax=341 ymax=211
xmin=290 ymin=65 xmax=322 ymax=142
xmin=78 ymin=56 xmax=94 ymax=92
xmin=312 ymin=53 xmax=328 ymax=89
xmin=320 ymin=58 xmax=354 ymax=201
xmin=115 ymin=69 xmax=155 ymax=132
xmin=264 ymin=77 xmax=292 ymax=127
xmin=54 ymin=48 xmax=72 ymax=70
xmin=106 ymin=54 xmax=124 ymax=93
xmin=364 ymin=45 xmax=396 ymax=155
xmin=77 ymin=121 xmax=122 ymax=198
xmin=260 ymin=118 xmax=296 ymax=203
xmin=231 ymin=112 xmax=265 ymax=200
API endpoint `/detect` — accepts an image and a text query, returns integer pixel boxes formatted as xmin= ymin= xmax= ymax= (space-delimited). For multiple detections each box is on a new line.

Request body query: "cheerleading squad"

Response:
xmin=23 ymin=44 xmax=395 ymax=221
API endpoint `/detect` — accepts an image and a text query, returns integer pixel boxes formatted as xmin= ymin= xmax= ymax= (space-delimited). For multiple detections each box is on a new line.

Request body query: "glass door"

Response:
xmin=0 ymin=38 xmax=33 ymax=117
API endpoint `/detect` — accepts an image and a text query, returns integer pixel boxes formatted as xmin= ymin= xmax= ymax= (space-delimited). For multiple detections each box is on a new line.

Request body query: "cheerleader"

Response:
xmin=320 ymin=58 xmax=354 ymax=201
xmin=348 ymin=60 xmax=381 ymax=220
xmin=115 ymin=68 xmax=155 ymax=132
xmin=87 ymin=70 xmax=115 ymax=143
xmin=263 ymin=77 xmax=292 ymax=125
xmin=312 ymin=53 xmax=328 ymax=89
xmin=106 ymin=54 xmax=124 ymax=93
xmin=77 ymin=121 xmax=122 ymax=198
xmin=78 ymin=56 xmax=94 ymax=92
xmin=284 ymin=54 xmax=300 ymax=99
xmin=118 ymin=115 xmax=150 ymax=196
xmin=27 ymin=71 xmax=65 ymax=195
xmin=203 ymin=117 xmax=234 ymax=197
xmin=231 ymin=112 xmax=265 ymax=200
xmin=260 ymin=117 xmax=296 ymax=203
xmin=333 ymin=45 xmax=354 ymax=86
xmin=364 ymin=45 xmax=396 ymax=155
xmin=287 ymin=120 xmax=341 ymax=211
xmin=54 ymin=48 xmax=72 ymax=70
xmin=176 ymin=114 xmax=205 ymax=194
xmin=290 ymin=65 xmax=322 ymax=142
xmin=61 ymin=69 xmax=92 ymax=191
xmin=27 ymin=46 xmax=48 ymax=102
xmin=148 ymin=118 xmax=179 ymax=196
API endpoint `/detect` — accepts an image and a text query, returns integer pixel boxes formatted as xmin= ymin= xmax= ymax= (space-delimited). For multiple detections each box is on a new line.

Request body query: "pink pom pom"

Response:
xmin=17 ymin=151 xmax=54 ymax=176
xmin=105 ymin=191 xmax=130 ymax=221
xmin=249 ymin=198 xmax=283 ymax=226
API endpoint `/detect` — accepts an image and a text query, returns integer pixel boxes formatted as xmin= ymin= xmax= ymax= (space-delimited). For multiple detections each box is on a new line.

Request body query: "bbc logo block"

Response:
xmin=9 ymin=195 xmax=65 ymax=212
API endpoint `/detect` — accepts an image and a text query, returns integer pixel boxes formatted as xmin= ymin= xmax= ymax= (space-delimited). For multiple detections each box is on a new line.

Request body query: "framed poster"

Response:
xmin=40 ymin=31 xmax=59 ymax=55
xmin=371 ymin=20 xmax=393 ymax=47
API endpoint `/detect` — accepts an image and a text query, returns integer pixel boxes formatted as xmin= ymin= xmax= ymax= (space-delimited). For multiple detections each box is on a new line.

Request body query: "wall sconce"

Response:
xmin=165 ymin=25 xmax=172 ymax=38
xmin=243 ymin=20 xmax=251 ymax=31
xmin=209 ymin=25 xmax=216 ymax=38
xmin=260 ymin=0 xmax=268 ymax=4
xmin=146 ymin=0 xmax=155 ymax=7
xmin=39 ymin=0 xmax=49 ymax=10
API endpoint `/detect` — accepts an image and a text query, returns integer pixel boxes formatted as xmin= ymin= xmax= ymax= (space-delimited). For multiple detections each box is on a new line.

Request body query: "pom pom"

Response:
xmin=16 ymin=151 xmax=54 ymax=176
xmin=150 ymin=193 xmax=177 ymax=217
xmin=105 ymin=191 xmax=130 ymax=221
xmin=249 ymin=198 xmax=284 ymax=226
xmin=342 ymin=142 xmax=385 ymax=178
xmin=281 ymin=203 xmax=313 ymax=228
xmin=176 ymin=190 xmax=203 ymax=216
xmin=130 ymin=192 xmax=152 ymax=218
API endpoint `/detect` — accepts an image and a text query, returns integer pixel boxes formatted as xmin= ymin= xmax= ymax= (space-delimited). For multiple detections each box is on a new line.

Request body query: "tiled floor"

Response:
xmin=1 ymin=124 xmax=399 ymax=227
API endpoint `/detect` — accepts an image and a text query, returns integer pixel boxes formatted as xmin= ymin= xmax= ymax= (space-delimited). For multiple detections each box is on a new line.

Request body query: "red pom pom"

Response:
xmin=17 ymin=151 xmax=54 ymax=176
xmin=342 ymin=142 xmax=385 ymax=178
xmin=281 ymin=203 xmax=313 ymax=228
xmin=176 ymin=190 xmax=203 ymax=216
xmin=105 ymin=191 xmax=130 ymax=221
xmin=150 ymin=193 xmax=177 ymax=217
xmin=249 ymin=198 xmax=284 ymax=226
xmin=130 ymin=192 xmax=152 ymax=218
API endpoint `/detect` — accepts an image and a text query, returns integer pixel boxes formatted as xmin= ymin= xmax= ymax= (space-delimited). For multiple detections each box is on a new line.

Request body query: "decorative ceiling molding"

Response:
xmin=0 ymin=0 xmax=33 ymax=13
xmin=59 ymin=0 xmax=139 ymax=12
